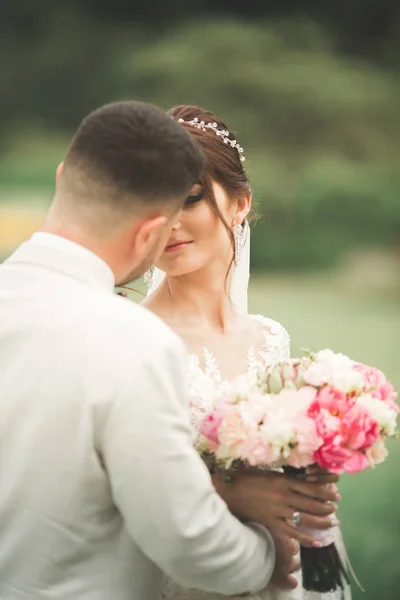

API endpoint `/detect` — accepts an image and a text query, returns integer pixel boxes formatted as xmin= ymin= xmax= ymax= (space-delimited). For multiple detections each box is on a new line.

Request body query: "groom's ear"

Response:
xmin=129 ymin=214 xmax=169 ymax=261
xmin=56 ymin=161 xmax=64 ymax=183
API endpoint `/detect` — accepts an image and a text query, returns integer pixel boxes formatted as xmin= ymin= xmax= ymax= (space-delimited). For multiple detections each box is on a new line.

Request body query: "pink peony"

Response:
xmin=217 ymin=403 xmax=258 ymax=457
xmin=314 ymin=386 xmax=353 ymax=414
xmin=200 ymin=411 xmax=225 ymax=445
xmin=341 ymin=404 xmax=379 ymax=451
xmin=371 ymin=386 xmax=399 ymax=413
xmin=355 ymin=364 xmax=386 ymax=390
xmin=241 ymin=435 xmax=279 ymax=466
xmin=341 ymin=450 xmax=369 ymax=474
xmin=277 ymin=385 xmax=318 ymax=411
xmin=308 ymin=405 xmax=341 ymax=442
xmin=288 ymin=416 xmax=322 ymax=468
xmin=313 ymin=437 xmax=353 ymax=473
xmin=199 ymin=398 xmax=231 ymax=444
xmin=355 ymin=364 xmax=398 ymax=408
xmin=376 ymin=381 xmax=398 ymax=403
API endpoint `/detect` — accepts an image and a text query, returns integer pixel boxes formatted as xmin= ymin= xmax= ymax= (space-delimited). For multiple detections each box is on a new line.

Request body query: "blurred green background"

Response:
xmin=1 ymin=1 xmax=399 ymax=598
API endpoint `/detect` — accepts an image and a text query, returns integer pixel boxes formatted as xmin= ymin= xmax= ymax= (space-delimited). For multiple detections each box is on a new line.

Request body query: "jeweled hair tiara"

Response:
xmin=177 ymin=117 xmax=245 ymax=162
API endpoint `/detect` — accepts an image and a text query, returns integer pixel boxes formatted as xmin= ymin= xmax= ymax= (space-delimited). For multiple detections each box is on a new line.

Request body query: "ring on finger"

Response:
xmin=290 ymin=510 xmax=301 ymax=527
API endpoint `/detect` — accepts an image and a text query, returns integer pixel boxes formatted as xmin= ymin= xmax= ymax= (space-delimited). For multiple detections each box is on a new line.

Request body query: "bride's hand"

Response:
xmin=303 ymin=464 xmax=340 ymax=484
xmin=212 ymin=469 xmax=340 ymax=548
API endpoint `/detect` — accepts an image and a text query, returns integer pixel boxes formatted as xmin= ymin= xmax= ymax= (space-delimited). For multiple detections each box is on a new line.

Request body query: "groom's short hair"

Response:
xmin=60 ymin=101 xmax=204 ymax=216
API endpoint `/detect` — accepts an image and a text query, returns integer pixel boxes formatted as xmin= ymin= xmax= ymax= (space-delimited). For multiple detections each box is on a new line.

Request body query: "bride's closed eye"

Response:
xmin=184 ymin=188 xmax=204 ymax=209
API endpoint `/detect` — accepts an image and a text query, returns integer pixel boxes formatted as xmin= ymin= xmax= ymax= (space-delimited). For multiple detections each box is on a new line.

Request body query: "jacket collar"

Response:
xmin=5 ymin=232 xmax=116 ymax=292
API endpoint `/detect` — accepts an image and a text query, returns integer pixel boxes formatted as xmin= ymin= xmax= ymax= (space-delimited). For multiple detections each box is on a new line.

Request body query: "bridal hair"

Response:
xmin=59 ymin=101 xmax=204 ymax=222
xmin=168 ymin=105 xmax=255 ymax=257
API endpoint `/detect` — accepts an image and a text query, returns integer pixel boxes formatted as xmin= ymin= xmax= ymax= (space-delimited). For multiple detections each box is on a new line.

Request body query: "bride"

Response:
xmin=143 ymin=105 xmax=346 ymax=600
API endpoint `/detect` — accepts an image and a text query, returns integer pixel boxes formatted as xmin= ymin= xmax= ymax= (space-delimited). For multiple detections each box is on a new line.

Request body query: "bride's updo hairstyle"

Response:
xmin=168 ymin=105 xmax=255 ymax=254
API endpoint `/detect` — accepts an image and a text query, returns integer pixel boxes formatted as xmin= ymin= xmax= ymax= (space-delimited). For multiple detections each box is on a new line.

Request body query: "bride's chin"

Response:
xmin=164 ymin=268 xmax=194 ymax=278
xmin=157 ymin=262 xmax=200 ymax=279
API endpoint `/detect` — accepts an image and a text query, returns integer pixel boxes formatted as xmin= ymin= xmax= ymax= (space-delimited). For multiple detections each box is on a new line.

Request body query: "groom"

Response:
xmin=0 ymin=101 xmax=297 ymax=599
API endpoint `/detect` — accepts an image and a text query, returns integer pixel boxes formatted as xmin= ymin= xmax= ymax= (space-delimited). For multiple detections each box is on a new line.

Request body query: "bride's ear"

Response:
xmin=235 ymin=190 xmax=252 ymax=225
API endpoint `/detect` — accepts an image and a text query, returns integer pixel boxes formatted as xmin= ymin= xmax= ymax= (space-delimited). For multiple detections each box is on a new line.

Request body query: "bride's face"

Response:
xmin=154 ymin=180 xmax=236 ymax=277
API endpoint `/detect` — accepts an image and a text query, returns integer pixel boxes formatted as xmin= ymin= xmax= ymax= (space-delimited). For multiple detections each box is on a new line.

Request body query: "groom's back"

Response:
xmin=0 ymin=242 xmax=181 ymax=599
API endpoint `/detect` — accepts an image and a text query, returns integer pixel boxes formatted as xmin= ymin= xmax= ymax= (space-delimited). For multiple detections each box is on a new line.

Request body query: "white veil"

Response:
xmin=147 ymin=220 xmax=251 ymax=314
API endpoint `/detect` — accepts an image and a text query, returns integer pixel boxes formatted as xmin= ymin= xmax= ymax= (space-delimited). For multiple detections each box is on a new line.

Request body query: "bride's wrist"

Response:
xmin=212 ymin=472 xmax=250 ymax=521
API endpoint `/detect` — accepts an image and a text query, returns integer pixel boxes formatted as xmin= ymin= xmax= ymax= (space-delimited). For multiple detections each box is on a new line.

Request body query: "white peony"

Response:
xmin=230 ymin=371 xmax=258 ymax=399
xmin=303 ymin=349 xmax=364 ymax=393
xmin=260 ymin=409 xmax=296 ymax=457
xmin=365 ymin=438 xmax=388 ymax=466
xmin=358 ymin=393 xmax=398 ymax=436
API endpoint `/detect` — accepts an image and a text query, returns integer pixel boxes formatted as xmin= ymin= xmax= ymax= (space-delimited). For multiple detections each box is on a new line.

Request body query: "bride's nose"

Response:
xmin=171 ymin=215 xmax=182 ymax=230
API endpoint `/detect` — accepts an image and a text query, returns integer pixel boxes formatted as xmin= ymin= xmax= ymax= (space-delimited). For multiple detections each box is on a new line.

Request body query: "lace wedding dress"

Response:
xmin=162 ymin=314 xmax=348 ymax=600
xmin=148 ymin=218 xmax=348 ymax=600
xmin=163 ymin=315 xmax=306 ymax=600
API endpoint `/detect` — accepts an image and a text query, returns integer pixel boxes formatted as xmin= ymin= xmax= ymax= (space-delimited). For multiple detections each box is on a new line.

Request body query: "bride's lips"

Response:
xmin=165 ymin=241 xmax=192 ymax=253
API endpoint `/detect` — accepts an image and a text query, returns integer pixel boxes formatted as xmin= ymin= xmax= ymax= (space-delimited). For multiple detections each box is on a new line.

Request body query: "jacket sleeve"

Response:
xmin=101 ymin=332 xmax=275 ymax=596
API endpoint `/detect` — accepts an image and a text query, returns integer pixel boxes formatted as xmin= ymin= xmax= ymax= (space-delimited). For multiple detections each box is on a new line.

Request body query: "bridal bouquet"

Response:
xmin=197 ymin=349 xmax=398 ymax=596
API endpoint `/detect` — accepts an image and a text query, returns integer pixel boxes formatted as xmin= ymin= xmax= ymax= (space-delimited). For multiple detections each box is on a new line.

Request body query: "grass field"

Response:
xmin=1 ymin=194 xmax=399 ymax=599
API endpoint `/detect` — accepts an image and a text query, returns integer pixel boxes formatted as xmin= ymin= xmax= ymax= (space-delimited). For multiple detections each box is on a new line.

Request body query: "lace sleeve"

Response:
xmin=251 ymin=315 xmax=291 ymax=365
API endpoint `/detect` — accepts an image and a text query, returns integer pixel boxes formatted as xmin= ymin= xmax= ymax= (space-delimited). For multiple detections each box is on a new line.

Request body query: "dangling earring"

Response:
xmin=233 ymin=223 xmax=243 ymax=267
xmin=144 ymin=268 xmax=153 ymax=290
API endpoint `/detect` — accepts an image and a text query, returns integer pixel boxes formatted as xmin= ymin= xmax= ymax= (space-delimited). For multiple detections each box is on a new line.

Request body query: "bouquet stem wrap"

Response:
xmin=285 ymin=467 xmax=350 ymax=596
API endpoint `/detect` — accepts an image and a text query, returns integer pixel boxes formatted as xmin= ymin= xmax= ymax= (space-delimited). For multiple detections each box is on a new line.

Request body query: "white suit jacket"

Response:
xmin=0 ymin=233 xmax=275 ymax=600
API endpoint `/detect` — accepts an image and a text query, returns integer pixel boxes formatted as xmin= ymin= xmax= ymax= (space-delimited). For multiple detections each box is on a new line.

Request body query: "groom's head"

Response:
xmin=49 ymin=101 xmax=204 ymax=285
